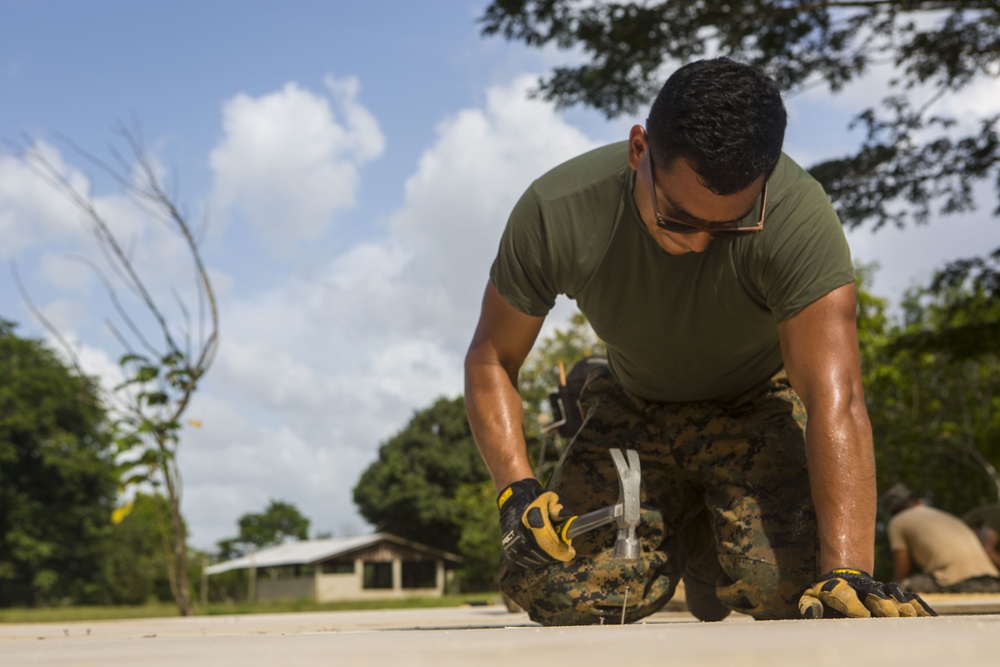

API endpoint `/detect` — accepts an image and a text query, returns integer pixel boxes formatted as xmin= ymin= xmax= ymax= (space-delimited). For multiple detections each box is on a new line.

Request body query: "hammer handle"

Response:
xmin=564 ymin=504 xmax=621 ymax=540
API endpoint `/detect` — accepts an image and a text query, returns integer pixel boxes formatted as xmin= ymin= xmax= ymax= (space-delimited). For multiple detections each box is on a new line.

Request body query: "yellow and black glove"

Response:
xmin=799 ymin=568 xmax=937 ymax=618
xmin=497 ymin=479 xmax=576 ymax=571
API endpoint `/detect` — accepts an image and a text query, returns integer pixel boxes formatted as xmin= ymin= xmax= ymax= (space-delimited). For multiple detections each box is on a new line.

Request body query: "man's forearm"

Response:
xmin=806 ymin=397 xmax=877 ymax=574
xmin=464 ymin=359 xmax=536 ymax=492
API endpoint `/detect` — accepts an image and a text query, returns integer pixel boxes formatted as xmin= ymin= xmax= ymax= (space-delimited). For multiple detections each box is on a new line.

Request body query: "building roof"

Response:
xmin=204 ymin=533 xmax=462 ymax=575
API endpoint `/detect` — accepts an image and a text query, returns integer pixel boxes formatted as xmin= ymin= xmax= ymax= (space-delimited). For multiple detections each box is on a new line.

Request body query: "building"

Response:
xmin=204 ymin=533 xmax=464 ymax=603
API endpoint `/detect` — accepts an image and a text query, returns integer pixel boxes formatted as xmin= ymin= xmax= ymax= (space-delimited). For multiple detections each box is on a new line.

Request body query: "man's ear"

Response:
xmin=626 ymin=125 xmax=646 ymax=170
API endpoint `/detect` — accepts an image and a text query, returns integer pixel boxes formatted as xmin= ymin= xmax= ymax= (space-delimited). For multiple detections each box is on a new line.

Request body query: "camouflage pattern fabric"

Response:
xmin=501 ymin=366 xmax=818 ymax=625
xmin=901 ymin=573 xmax=1000 ymax=594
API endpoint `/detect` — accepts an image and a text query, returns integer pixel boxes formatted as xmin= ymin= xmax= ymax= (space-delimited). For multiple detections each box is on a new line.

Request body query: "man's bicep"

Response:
xmin=776 ymin=282 xmax=862 ymax=409
xmin=467 ymin=281 xmax=545 ymax=380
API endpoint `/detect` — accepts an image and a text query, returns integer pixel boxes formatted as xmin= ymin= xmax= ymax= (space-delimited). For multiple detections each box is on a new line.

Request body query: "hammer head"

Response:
xmin=608 ymin=448 xmax=641 ymax=561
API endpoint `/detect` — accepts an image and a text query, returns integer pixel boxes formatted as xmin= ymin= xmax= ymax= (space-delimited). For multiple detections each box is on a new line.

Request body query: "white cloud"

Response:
xmin=209 ymin=77 xmax=385 ymax=247
xmin=36 ymin=252 xmax=95 ymax=294
xmin=214 ymin=339 xmax=326 ymax=411
xmin=387 ymin=75 xmax=597 ymax=344
xmin=178 ymin=75 xmax=595 ymax=548
xmin=0 ymin=142 xmax=89 ymax=260
xmin=0 ymin=139 xmax=220 ymax=374
xmin=38 ymin=332 xmax=126 ymax=410
xmin=847 ymin=182 xmax=1000 ymax=306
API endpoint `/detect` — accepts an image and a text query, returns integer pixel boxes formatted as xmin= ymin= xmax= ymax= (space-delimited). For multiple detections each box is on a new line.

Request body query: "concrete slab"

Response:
xmin=2 ymin=605 xmax=1000 ymax=667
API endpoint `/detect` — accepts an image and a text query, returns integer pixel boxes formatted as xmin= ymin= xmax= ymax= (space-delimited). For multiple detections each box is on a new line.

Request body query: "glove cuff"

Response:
xmin=497 ymin=478 xmax=542 ymax=511
xmin=825 ymin=568 xmax=873 ymax=580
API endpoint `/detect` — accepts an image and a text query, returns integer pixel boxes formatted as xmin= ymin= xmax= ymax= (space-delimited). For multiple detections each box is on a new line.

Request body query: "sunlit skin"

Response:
xmin=625 ymin=125 xmax=765 ymax=255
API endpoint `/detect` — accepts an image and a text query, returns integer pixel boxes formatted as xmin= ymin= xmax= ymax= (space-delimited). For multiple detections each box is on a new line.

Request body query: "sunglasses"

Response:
xmin=646 ymin=149 xmax=767 ymax=239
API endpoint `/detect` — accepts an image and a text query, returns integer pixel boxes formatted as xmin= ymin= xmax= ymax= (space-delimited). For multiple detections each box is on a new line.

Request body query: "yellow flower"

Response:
xmin=111 ymin=501 xmax=134 ymax=525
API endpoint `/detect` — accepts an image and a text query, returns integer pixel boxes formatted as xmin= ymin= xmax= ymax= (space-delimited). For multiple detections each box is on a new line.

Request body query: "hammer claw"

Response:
xmin=609 ymin=448 xmax=641 ymax=561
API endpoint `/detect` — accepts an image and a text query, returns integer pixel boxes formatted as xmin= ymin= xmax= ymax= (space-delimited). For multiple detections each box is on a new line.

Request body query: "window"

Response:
xmin=322 ymin=561 xmax=354 ymax=575
xmin=401 ymin=561 xmax=437 ymax=589
xmin=362 ymin=562 xmax=393 ymax=589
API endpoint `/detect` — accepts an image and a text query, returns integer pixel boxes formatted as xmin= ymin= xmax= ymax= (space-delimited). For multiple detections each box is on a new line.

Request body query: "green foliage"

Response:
xmin=452 ymin=481 xmax=503 ymax=592
xmin=97 ymin=493 xmax=175 ymax=605
xmin=867 ymin=286 xmax=1000 ymax=509
xmin=0 ymin=319 xmax=118 ymax=607
xmin=855 ymin=268 xmax=1000 ymax=577
xmin=217 ymin=499 xmax=311 ymax=560
xmin=890 ymin=248 xmax=1000 ymax=359
xmin=12 ymin=127 xmax=220 ymax=616
xmin=353 ymin=397 xmax=490 ymax=555
xmin=112 ymin=349 xmax=204 ymax=490
xmin=480 ymin=1 xmax=999 ymax=221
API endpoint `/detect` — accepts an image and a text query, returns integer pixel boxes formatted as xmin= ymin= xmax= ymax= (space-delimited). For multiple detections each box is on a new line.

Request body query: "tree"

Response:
xmin=353 ymin=397 xmax=490 ymax=554
xmin=452 ymin=481 xmax=503 ymax=592
xmin=853 ymin=265 xmax=1000 ymax=577
xmin=0 ymin=319 xmax=118 ymax=607
xmin=98 ymin=493 xmax=175 ymax=605
xmin=481 ymin=1 xmax=1000 ymax=345
xmin=893 ymin=248 xmax=1000 ymax=359
xmin=217 ymin=499 xmax=311 ymax=560
xmin=10 ymin=123 xmax=219 ymax=616
xmin=867 ymin=282 xmax=1000 ymax=509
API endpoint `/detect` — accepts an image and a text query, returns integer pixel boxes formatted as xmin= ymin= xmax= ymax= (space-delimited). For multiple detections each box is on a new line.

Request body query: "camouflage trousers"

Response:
xmin=900 ymin=573 xmax=1000 ymax=594
xmin=501 ymin=367 xmax=818 ymax=625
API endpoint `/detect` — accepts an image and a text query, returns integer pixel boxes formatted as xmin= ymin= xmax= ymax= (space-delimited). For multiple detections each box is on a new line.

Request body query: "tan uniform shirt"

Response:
xmin=888 ymin=504 xmax=1000 ymax=586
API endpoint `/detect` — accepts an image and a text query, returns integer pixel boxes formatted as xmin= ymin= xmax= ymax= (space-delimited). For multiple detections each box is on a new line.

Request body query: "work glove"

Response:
xmin=497 ymin=479 xmax=576 ymax=571
xmin=799 ymin=568 xmax=937 ymax=618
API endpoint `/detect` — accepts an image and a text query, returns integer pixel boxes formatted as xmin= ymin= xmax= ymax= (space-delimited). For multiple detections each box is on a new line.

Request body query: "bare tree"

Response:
xmin=9 ymin=122 xmax=218 ymax=616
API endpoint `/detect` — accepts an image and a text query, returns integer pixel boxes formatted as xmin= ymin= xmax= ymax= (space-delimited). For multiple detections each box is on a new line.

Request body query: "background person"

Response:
xmin=962 ymin=502 xmax=1000 ymax=569
xmin=882 ymin=484 xmax=1000 ymax=593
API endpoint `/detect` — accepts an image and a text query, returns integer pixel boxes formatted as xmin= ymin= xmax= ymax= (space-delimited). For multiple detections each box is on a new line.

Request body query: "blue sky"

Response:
xmin=2 ymin=1 xmax=998 ymax=549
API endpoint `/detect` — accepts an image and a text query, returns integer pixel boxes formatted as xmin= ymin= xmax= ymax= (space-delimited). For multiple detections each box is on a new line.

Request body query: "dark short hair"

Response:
xmin=881 ymin=483 xmax=918 ymax=516
xmin=646 ymin=58 xmax=787 ymax=194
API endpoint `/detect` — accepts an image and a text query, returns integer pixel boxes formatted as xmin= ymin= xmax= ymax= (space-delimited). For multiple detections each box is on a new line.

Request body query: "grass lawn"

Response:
xmin=0 ymin=593 xmax=502 ymax=624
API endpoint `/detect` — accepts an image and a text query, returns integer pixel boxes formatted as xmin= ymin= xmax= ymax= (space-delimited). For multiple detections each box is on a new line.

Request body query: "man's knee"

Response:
xmin=500 ymin=557 xmax=677 ymax=626
xmin=500 ymin=508 xmax=675 ymax=626
xmin=716 ymin=555 xmax=814 ymax=620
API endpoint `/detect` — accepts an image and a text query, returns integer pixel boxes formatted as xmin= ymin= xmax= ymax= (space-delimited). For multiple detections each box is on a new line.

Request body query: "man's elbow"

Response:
xmin=464 ymin=344 xmax=489 ymax=393
xmin=464 ymin=340 xmax=516 ymax=393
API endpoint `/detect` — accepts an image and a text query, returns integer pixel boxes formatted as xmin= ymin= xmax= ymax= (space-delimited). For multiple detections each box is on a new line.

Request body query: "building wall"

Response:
xmin=313 ymin=556 xmax=445 ymax=602
xmin=229 ymin=538 xmax=460 ymax=603
xmin=256 ymin=576 xmax=315 ymax=603
xmin=252 ymin=561 xmax=447 ymax=602
xmin=315 ymin=572 xmax=363 ymax=601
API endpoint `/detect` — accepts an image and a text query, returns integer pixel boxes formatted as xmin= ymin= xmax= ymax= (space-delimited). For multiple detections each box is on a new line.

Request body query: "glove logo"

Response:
xmin=497 ymin=487 xmax=514 ymax=510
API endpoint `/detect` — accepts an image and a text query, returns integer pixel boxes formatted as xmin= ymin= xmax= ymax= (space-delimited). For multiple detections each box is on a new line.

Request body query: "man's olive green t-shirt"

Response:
xmin=490 ymin=141 xmax=855 ymax=402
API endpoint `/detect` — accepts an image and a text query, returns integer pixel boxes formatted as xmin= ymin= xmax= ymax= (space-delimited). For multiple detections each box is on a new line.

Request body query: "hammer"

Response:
xmin=562 ymin=448 xmax=641 ymax=561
